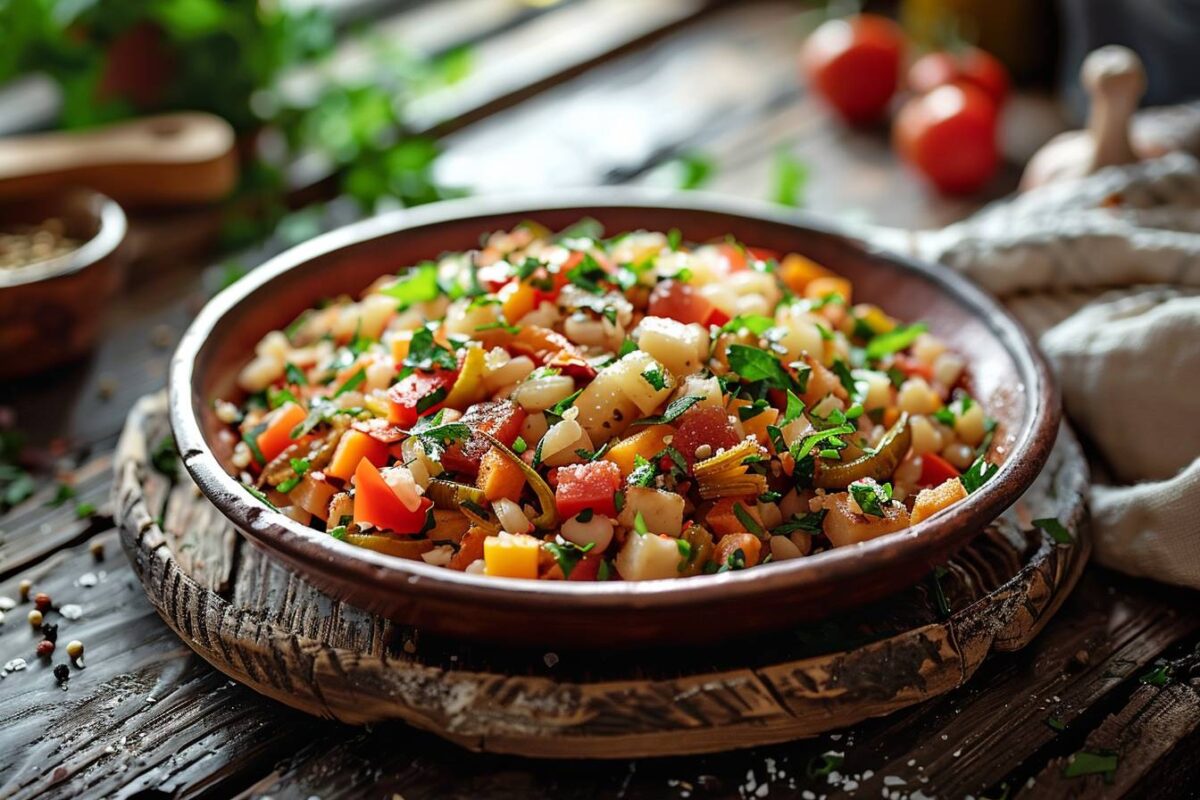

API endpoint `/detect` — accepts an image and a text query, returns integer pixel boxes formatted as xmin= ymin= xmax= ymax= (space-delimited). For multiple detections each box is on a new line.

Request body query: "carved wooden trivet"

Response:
xmin=113 ymin=392 xmax=1090 ymax=758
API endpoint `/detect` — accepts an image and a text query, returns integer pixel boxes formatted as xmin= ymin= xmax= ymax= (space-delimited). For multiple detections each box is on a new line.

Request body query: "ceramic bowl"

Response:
xmin=170 ymin=191 xmax=1059 ymax=648
xmin=0 ymin=189 xmax=126 ymax=379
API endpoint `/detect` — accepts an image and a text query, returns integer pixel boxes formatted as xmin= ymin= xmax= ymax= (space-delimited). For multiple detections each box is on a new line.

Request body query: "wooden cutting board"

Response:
xmin=113 ymin=392 xmax=1090 ymax=758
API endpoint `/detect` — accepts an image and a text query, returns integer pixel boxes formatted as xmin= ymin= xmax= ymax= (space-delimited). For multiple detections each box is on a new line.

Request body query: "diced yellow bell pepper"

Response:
xmin=853 ymin=304 xmax=897 ymax=336
xmin=390 ymin=330 xmax=414 ymax=364
xmin=443 ymin=346 xmax=487 ymax=409
xmin=779 ymin=253 xmax=834 ymax=294
xmin=483 ymin=531 xmax=542 ymax=579
xmin=604 ymin=424 xmax=675 ymax=477
xmin=499 ymin=280 xmax=537 ymax=325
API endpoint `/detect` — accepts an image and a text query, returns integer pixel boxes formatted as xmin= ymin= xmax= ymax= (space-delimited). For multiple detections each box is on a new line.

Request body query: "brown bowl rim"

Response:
xmin=0 ymin=188 xmax=127 ymax=289
xmin=169 ymin=189 xmax=1060 ymax=617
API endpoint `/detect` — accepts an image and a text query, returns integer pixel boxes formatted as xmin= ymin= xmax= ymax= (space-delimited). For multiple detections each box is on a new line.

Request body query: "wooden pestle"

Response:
xmin=0 ymin=112 xmax=238 ymax=207
xmin=1020 ymin=45 xmax=1146 ymax=190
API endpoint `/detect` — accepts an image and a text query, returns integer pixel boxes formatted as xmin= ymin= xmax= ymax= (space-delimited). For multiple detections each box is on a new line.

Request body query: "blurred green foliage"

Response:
xmin=0 ymin=0 xmax=470 ymax=241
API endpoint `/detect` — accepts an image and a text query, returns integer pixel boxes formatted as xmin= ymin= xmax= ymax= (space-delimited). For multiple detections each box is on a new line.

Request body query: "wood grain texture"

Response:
xmin=111 ymin=392 xmax=1089 ymax=758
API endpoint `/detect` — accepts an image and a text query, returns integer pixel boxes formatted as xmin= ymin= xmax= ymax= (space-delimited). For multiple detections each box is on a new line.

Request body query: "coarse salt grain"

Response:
xmin=59 ymin=604 xmax=83 ymax=620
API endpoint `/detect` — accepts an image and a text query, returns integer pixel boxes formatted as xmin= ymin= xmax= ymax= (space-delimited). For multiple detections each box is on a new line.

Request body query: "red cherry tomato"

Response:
xmin=908 ymin=47 xmax=1010 ymax=107
xmin=918 ymin=453 xmax=961 ymax=487
xmin=894 ymin=82 xmax=999 ymax=195
xmin=672 ymin=405 xmax=741 ymax=469
xmin=802 ymin=14 xmax=905 ymax=125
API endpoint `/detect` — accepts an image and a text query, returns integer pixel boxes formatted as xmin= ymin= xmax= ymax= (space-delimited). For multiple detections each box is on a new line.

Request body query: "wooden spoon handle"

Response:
xmin=0 ymin=112 xmax=238 ymax=207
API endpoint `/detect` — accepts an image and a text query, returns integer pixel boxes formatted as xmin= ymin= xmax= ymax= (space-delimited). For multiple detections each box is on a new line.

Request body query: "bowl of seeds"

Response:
xmin=0 ymin=189 xmax=127 ymax=378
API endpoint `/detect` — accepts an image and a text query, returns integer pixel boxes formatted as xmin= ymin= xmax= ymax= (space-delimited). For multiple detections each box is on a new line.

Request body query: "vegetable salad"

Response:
xmin=219 ymin=220 xmax=999 ymax=581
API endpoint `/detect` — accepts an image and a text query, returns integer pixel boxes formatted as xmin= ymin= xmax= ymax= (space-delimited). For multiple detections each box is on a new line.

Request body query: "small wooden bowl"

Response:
xmin=0 ymin=189 xmax=127 ymax=378
xmin=170 ymin=191 xmax=1060 ymax=649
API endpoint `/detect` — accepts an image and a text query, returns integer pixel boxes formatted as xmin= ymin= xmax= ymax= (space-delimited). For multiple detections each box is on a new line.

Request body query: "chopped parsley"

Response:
xmin=633 ymin=511 xmax=649 ymax=535
xmin=866 ymin=322 xmax=928 ymax=360
xmin=1033 ymin=517 xmax=1072 ymax=545
xmin=629 ymin=455 xmax=658 ymax=487
xmin=727 ymin=344 xmax=798 ymax=392
xmin=566 ymin=252 xmax=608 ymax=294
xmin=406 ymin=410 xmax=471 ymax=459
xmin=720 ymin=314 xmax=775 ymax=336
xmin=773 ymin=510 xmax=826 ymax=535
xmin=332 ymin=368 xmax=366 ymax=398
xmin=243 ymin=484 xmax=278 ymax=511
xmin=512 ymin=436 xmax=528 ymax=455
xmin=379 ymin=262 xmax=440 ymax=309
xmin=717 ymin=547 xmax=747 ymax=573
xmin=732 ymin=503 xmax=765 ymax=536
xmin=782 ymin=390 xmax=805 ymax=426
xmin=546 ymin=388 xmax=583 ymax=421
xmin=404 ymin=327 xmax=457 ymax=372
xmin=633 ymin=395 xmax=702 ymax=426
xmin=285 ymin=362 xmax=308 ymax=386
xmin=960 ymin=455 xmax=999 ymax=493
xmin=1063 ymin=751 xmax=1118 ymax=780
xmin=242 ymin=423 xmax=268 ymax=465
xmin=475 ymin=321 xmax=521 ymax=335
xmin=849 ymin=480 xmax=892 ymax=518
xmin=641 ymin=366 xmax=668 ymax=391
xmin=545 ymin=540 xmax=596 ymax=578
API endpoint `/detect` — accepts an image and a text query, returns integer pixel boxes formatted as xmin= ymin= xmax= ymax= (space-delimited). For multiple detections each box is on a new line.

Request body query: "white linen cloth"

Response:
xmin=871 ymin=152 xmax=1200 ymax=590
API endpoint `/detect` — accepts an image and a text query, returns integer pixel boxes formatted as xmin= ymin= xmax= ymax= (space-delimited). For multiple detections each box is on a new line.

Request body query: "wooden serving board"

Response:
xmin=113 ymin=392 xmax=1090 ymax=759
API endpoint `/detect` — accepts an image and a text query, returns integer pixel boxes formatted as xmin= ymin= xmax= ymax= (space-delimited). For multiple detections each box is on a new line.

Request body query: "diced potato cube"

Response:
xmin=618 ymin=486 xmax=685 ymax=537
xmin=954 ymin=400 xmax=987 ymax=447
xmin=574 ymin=363 xmax=640 ymax=442
xmin=822 ymin=493 xmax=910 ymax=547
xmin=608 ymin=350 xmax=675 ymax=415
xmin=674 ymin=374 xmax=723 ymax=408
xmin=854 ymin=369 xmax=893 ymax=412
xmin=615 ymin=530 xmax=686 ymax=580
xmin=483 ymin=531 xmax=542 ymax=579
xmin=636 ymin=316 xmax=708 ymax=377
xmin=911 ymin=477 xmax=969 ymax=524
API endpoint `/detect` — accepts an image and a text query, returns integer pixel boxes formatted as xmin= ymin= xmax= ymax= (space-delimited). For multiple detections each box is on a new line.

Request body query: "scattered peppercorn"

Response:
xmin=18 ymin=580 xmax=32 ymax=602
xmin=33 ymin=592 xmax=51 ymax=612
xmin=89 ymin=540 xmax=105 ymax=562
xmin=27 ymin=609 xmax=43 ymax=629
xmin=66 ymin=640 xmax=84 ymax=664
xmin=36 ymin=640 xmax=55 ymax=658
xmin=41 ymin=622 xmax=58 ymax=643
xmin=53 ymin=664 xmax=70 ymax=684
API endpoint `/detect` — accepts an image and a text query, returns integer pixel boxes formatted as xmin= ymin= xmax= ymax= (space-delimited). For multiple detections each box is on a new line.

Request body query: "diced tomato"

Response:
xmin=647 ymin=279 xmax=719 ymax=326
xmin=555 ymin=460 xmax=622 ymax=519
xmin=893 ymin=354 xmax=934 ymax=382
xmin=387 ymin=369 xmax=458 ymax=427
xmin=353 ymin=458 xmax=431 ymax=534
xmin=714 ymin=242 xmax=749 ymax=272
xmin=567 ymin=552 xmax=603 ymax=581
xmin=476 ymin=262 xmax=511 ymax=292
xmin=439 ymin=400 xmax=527 ymax=476
xmin=253 ymin=403 xmax=308 ymax=464
xmin=672 ymin=405 xmax=741 ymax=468
xmin=918 ymin=453 xmax=961 ymax=487
xmin=746 ymin=246 xmax=779 ymax=264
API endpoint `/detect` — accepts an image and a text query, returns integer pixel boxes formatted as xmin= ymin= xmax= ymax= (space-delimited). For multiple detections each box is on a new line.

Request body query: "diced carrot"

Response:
xmin=254 ymin=403 xmax=308 ymax=463
xmin=805 ymin=275 xmax=853 ymax=305
xmin=883 ymin=407 xmax=901 ymax=428
xmin=712 ymin=532 xmax=762 ymax=569
xmin=779 ymin=253 xmax=834 ymax=294
xmin=705 ymin=497 xmax=761 ymax=538
xmin=729 ymin=399 xmax=779 ymax=445
xmin=910 ymin=477 xmax=968 ymax=524
xmin=478 ymin=447 xmax=526 ymax=503
xmin=326 ymin=429 xmax=390 ymax=481
xmin=450 ymin=527 xmax=490 ymax=571
xmin=604 ymin=424 xmax=675 ymax=477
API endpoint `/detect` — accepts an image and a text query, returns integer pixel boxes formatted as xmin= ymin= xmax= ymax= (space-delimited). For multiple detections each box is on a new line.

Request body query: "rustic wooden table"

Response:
xmin=2 ymin=2 xmax=1198 ymax=798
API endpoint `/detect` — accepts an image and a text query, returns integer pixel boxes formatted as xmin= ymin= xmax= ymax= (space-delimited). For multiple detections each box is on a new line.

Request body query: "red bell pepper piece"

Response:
xmin=893 ymin=354 xmax=934 ymax=382
xmin=555 ymin=460 xmax=622 ymax=520
xmin=352 ymin=458 xmax=431 ymax=534
xmin=918 ymin=453 xmax=961 ymax=487
xmin=387 ymin=369 xmax=458 ymax=427
xmin=567 ymin=552 xmax=603 ymax=581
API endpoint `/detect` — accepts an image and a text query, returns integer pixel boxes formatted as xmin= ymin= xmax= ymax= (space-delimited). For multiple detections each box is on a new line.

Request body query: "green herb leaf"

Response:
xmin=772 ymin=149 xmax=809 ymax=208
xmin=629 ymin=455 xmax=658 ymax=488
xmin=960 ymin=455 xmax=999 ymax=493
xmin=675 ymin=152 xmax=714 ymax=190
xmin=379 ymin=262 xmax=440 ymax=309
xmin=772 ymin=510 xmax=826 ymax=535
xmin=732 ymin=502 xmax=765 ymax=536
xmin=717 ymin=547 xmax=747 ymax=573
xmin=727 ymin=344 xmax=796 ymax=392
xmin=849 ymin=480 xmax=891 ymax=518
xmin=243 ymin=423 xmax=268 ymax=465
xmin=1138 ymin=661 xmax=1172 ymax=687
xmin=782 ymin=390 xmax=805 ymax=426
xmin=641 ymin=366 xmax=668 ymax=391
xmin=566 ymin=252 xmax=608 ymax=294
xmin=1063 ymin=751 xmax=1118 ymax=779
xmin=720 ymin=314 xmax=775 ymax=336
xmin=667 ymin=228 xmax=683 ymax=251
xmin=512 ymin=436 xmax=528 ymax=455
xmin=633 ymin=395 xmax=702 ymax=426
xmin=243 ymin=484 xmax=278 ymax=511
xmin=285 ymin=362 xmax=308 ymax=386
xmin=866 ymin=323 xmax=929 ymax=360
xmin=333 ymin=368 xmax=367 ymax=398
xmin=545 ymin=540 xmax=596 ymax=577
xmin=633 ymin=511 xmax=649 ymax=535
xmin=546 ymin=389 xmax=583 ymax=420
xmin=47 ymin=482 xmax=76 ymax=508
xmin=404 ymin=328 xmax=457 ymax=372
xmin=475 ymin=321 xmax=521 ymax=335
xmin=790 ymin=424 xmax=856 ymax=461
xmin=328 ymin=525 xmax=348 ymax=541
xmin=1033 ymin=517 xmax=1072 ymax=545
xmin=556 ymin=218 xmax=604 ymax=244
